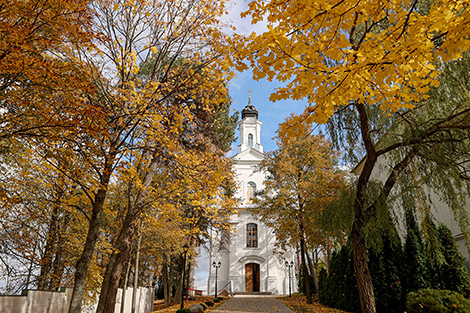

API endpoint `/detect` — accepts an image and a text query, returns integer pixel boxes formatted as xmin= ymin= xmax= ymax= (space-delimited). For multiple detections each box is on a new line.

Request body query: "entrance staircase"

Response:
xmin=233 ymin=292 xmax=273 ymax=296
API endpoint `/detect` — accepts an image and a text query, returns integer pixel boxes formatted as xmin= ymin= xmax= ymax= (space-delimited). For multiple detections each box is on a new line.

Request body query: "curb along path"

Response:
xmin=213 ymin=296 xmax=295 ymax=313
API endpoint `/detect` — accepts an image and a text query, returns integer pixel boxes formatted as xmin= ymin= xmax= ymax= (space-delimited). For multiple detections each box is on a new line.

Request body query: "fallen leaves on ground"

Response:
xmin=278 ymin=294 xmax=348 ymax=313
xmin=152 ymin=296 xmax=226 ymax=313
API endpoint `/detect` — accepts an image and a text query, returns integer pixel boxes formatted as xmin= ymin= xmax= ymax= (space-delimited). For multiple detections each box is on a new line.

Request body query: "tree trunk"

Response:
xmin=173 ymin=267 xmax=183 ymax=304
xmin=325 ymin=237 xmax=332 ymax=272
xmin=353 ymin=102 xmax=377 ymax=313
xmin=68 ymin=157 xmax=114 ymax=313
xmin=68 ymin=197 xmax=105 ymax=313
xmin=351 ymin=220 xmax=376 ymax=313
xmin=162 ymin=263 xmax=171 ymax=307
xmin=188 ymin=260 xmax=195 ymax=297
xmin=306 ymin=247 xmax=318 ymax=294
xmin=38 ymin=198 xmax=61 ymax=290
xmin=96 ymin=217 xmax=137 ymax=313
xmin=49 ymin=215 xmax=70 ymax=291
xmin=299 ymin=232 xmax=312 ymax=303
xmin=131 ymin=226 xmax=142 ymax=313
xmin=120 ymin=260 xmax=131 ymax=313
xmin=49 ymin=244 xmax=65 ymax=291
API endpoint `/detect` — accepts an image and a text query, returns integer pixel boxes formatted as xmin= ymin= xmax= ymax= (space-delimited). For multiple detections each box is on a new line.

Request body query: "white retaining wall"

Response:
xmin=0 ymin=287 xmax=154 ymax=313
xmin=115 ymin=287 xmax=154 ymax=313
xmin=0 ymin=290 xmax=71 ymax=313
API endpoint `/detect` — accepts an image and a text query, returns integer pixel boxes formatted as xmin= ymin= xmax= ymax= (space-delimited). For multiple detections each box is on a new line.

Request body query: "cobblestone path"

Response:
xmin=213 ymin=296 xmax=295 ymax=313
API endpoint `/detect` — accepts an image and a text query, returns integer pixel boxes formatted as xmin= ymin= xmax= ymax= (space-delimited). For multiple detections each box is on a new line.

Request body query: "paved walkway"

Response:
xmin=213 ymin=296 xmax=295 ymax=313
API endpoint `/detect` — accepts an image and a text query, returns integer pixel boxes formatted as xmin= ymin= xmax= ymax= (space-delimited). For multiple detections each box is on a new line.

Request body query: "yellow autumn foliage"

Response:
xmin=231 ymin=0 xmax=470 ymax=127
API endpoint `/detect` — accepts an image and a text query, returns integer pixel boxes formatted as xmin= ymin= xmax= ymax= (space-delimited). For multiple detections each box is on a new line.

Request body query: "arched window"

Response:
xmin=246 ymin=223 xmax=258 ymax=248
xmin=248 ymin=133 xmax=254 ymax=147
xmin=247 ymin=182 xmax=256 ymax=203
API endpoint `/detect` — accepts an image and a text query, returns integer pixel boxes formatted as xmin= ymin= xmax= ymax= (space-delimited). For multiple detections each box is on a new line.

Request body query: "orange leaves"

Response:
xmin=0 ymin=0 xmax=99 ymax=140
xmin=279 ymin=294 xmax=347 ymax=313
xmin=232 ymin=0 xmax=470 ymax=123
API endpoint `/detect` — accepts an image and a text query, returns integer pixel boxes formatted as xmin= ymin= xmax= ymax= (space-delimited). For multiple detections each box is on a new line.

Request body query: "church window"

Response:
xmin=248 ymin=134 xmax=254 ymax=147
xmin=247 ymin=182 xmax=256 ymax=203
xmin=246 ymin=223 xmax=258 ymax=248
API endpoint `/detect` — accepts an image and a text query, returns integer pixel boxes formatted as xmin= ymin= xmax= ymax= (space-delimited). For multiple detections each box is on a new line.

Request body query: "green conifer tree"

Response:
xmin=422 ymin=214 xmax=443 ymax=289
xmin=320 ymin=245 xmax=361 ymax=313
xmin=369 ymin=230 xmax=403 ymax=313
xmin=437 ymin=224 xmax=470 ymax=297
xmin=402 ymin=210 xmax=431 ymax=305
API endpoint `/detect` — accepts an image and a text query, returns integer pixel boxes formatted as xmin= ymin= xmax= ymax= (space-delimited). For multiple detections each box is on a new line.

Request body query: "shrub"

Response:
xmin=205 ymin=300 xmax=214 ymax=307
xmin=217 ymin=297 xmax=224 ymax=301
xmin=176 ymin=309 xmax=191 ymax=313
xmin=200 ymin=303 xmax=208 ymax=310
xmin=406 ymin=289 xmax=470 ymax=313
xmin=213 ymin=298 xmax=220 ymax=303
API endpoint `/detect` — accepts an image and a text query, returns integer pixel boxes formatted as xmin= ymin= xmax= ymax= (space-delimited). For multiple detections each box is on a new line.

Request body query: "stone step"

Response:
xmin=233 ymin=292 xmax=273 ymax=295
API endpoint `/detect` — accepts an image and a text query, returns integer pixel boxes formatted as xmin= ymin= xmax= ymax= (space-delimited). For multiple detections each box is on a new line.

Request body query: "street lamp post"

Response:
xmin=212 ymin=261 xmax=221 ymax=298
xmin=180 ymin=243 xmax=190 ymax=309
xmin=285 ymin=261 xmax=294 ymax=297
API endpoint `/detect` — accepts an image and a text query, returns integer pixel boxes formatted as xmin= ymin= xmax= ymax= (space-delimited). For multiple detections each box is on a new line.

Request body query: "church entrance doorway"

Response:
xmin=245 ymin=263 xmax=260 ymax=292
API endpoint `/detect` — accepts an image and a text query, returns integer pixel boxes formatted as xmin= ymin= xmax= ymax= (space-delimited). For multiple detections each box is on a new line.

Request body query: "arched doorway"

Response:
xmin=245 ymin=263 xmax=260 ymax=292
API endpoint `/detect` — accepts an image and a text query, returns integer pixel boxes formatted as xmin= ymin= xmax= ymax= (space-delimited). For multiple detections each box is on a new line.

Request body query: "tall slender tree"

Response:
xmin=252 ymin=124 xmax=344 ymax=303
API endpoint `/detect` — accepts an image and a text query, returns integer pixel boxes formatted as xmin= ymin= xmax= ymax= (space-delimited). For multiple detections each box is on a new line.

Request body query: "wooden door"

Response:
xmin=245 ymin=263 xmax=260 ymax=292
xmin=245 ymin=263 xmax=253 ymax=292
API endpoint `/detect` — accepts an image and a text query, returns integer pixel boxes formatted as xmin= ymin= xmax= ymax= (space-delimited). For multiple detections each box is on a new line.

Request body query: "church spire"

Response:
xmin=241 ymin=96 xmax=259 ymax=119
xmin=238 ymin=95 xmax=263 ymax=154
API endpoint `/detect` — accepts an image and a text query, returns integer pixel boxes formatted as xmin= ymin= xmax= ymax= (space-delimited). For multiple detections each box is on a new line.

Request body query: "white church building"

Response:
xmin=208 ymin=99 xmax=297 ymax=295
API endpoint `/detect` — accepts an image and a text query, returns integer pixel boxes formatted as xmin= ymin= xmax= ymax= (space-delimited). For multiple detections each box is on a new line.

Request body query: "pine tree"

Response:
xmin=422 ymin=214 xmax=443 ymax=290
xmin=402 ymin=211 xmax=431 ymax=305
xmin=437 ymin=224 xmax=470 ymax=297
xmin=369 ymin=231 xmax=403 ymax=313
xmin=320 ymin=245 xmax=361 ymax=313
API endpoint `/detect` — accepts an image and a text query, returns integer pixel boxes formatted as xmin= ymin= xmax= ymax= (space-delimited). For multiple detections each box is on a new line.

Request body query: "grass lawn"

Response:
xmin=278 ymin=294 xmax=349 ymax=313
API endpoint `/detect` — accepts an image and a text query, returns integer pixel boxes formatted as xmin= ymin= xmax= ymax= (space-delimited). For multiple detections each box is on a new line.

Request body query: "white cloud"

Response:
xmin=222 ymin=0 xmax=269 ymax=36
xmin=194 ymin=248 xmax=211 ymax=292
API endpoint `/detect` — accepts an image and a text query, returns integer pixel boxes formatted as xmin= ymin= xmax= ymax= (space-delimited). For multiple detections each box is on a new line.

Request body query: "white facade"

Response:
xmin=208 ymin=99 xmax=297 ymax=295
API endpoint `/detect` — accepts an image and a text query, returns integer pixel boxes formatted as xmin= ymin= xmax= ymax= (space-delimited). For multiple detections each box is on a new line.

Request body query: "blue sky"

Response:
xmin=228 ymin=70 xmax=310 ymax=154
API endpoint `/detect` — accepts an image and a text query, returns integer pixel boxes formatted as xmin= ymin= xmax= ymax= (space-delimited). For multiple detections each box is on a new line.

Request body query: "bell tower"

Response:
xmin=238 ymin=97 xmax=263 ymax=154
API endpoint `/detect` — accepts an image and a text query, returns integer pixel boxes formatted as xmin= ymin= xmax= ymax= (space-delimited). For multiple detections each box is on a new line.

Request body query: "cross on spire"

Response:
xmin=247 ymin=89 xmax=253 ymax=99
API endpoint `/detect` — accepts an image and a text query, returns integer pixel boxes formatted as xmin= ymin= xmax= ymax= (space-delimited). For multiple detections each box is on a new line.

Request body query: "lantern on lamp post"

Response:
xmin=212 ymin=261 xmax=221 ymax=298
xmin=285 ymin=261 xmax=294 ymax=297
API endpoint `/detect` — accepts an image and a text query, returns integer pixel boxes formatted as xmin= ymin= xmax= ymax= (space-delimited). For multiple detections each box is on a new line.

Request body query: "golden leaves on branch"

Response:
xmin=0 ymin=0 xmax=98 ymax=139
xmin=232 ymin=0 xmax=470 ymax=124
